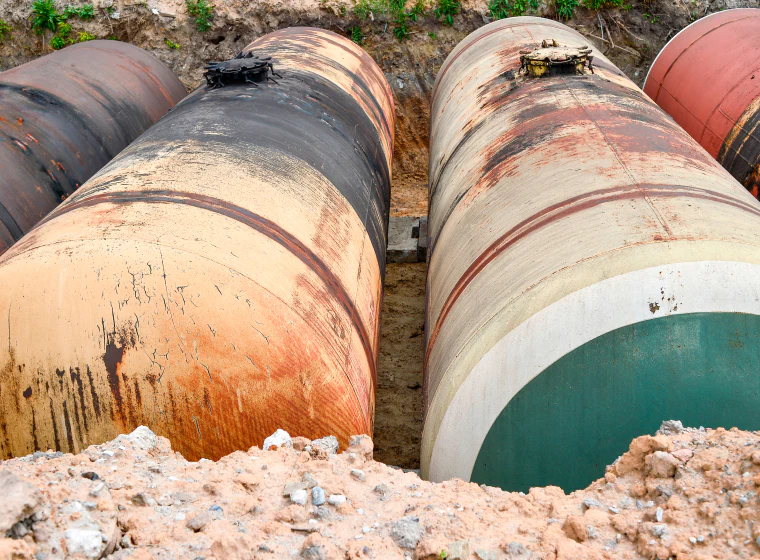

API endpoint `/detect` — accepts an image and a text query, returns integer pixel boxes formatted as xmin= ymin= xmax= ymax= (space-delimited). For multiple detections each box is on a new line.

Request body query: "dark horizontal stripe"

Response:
xmin=40 ymin=189 xmax=377 ymax=395
xmin=429 ymin=75 xmax=675 ymax=257
xmin=425 ymin=183 xmax=760 ymax=372
xmin=162 ymin=69 xmax=390 ymax=275
xmin=719 ymin=102 xmax=760 ymax=195
xmin=0 ymin=197 xmax=23 ymax=241
xmin=256 ymin=28 xmax=394 ymax=154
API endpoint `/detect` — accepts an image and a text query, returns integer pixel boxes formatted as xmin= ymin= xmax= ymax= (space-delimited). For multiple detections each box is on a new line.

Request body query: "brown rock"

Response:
xmin=347 ymin=435 xmax=374 ymax=461
xmin=562 ymin=515 xmax=588 ymax=542
xmin=615 ymin=436 xmax=672 ymax=476
xmin=645 ymin=452 xmax=680 ymax=478
xmin=292 ymin=437 xmax=312 ymax=451
xmin=0 ymin=538 xmax=38 ymax=560
xmin=671 ymin=448 xmax=693 ymax=463
xmin=234 ymin=474 xmax=259 ymax=493
xmin=186 ymin=512 xmax=211 ymax=532
xmin=415 ymin=536 xmax=449 ymax=559
xmin=0 ymin=471 xmax=41 ymax=532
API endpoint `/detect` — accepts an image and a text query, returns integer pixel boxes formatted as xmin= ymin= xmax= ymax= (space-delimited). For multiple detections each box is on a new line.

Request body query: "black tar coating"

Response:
xmin=119 ymin=68 xmax=391 ymax=275
xmin=719 ymin=103 xmax=760 ymax=191
xmin=0 ymin=79 xmax=166 ymax=254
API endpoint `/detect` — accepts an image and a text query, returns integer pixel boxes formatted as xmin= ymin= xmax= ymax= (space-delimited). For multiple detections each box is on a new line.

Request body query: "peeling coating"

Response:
xmin=422 ymin=17 xmax=760 ymax=480
xmin=0 ymin=28 xmax=393 ymax=461
xmin=644 ymin=9 xmax=760 ymax=197
xmin=0 ymin=40 xmax=186 ymax=254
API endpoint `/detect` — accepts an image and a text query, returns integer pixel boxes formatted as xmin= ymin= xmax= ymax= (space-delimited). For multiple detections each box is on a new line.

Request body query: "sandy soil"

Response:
xmin=1 ymin=423 xmax=759 ymax=559
xmin=374 ymin=263 xmax=427 ymax=470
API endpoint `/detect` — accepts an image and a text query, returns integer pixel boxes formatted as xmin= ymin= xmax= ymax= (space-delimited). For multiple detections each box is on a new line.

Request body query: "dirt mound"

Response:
xmin=0 ymin=422 xmax=758 ymax=559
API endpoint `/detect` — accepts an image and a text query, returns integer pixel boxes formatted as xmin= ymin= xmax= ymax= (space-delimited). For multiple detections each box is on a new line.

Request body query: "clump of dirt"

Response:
xmin=1 ymin=422 xmax=760 ymax=559
xmin=374 ymin=263 xmax=427 ymax=469
xmin=1 ymin=0 xmax=754 ymax=218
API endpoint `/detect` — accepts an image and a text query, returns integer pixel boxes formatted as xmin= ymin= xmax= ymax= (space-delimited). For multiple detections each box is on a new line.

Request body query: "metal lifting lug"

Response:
xmin=519 ymin=40 xmax=594 ymax=78
xmin=203 ymin=50 xmax=282 ymax=89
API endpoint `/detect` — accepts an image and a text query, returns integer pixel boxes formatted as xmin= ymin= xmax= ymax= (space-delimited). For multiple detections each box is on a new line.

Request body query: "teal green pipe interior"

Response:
xmin=471 ymin=312 xmax=760 ymax=493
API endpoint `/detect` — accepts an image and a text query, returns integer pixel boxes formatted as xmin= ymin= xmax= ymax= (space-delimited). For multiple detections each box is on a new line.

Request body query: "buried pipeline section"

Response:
xmin=644 ymin=9 xmax=760 ymax=196
xmin=0 ymin=41 xmax=186 ymax=253
xmin=0 ymin=28 xmax=394 ymax=460
xmin=422 ymin=17 xmax=760 ymax=492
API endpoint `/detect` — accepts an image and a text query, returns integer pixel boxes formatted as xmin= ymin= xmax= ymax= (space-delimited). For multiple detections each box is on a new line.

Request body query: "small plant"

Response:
xmin=78 ymin=4 xmax=94 ymax=19
xmin=428 ymin=31 xmax=437 ymax=39
xmin=31 ymin=0 xmax=59 ymax=34
xmin=0 ymin=19 xmax=11 ymax=42
xmin=77 ymin=30 xmax=95 ymax=41
xmin=393 ymin=11 xmax=410 ymax=41
xmin=408 ymin=0 xmax=427 ymax=19
xmin=555 ymin=0 xmax=578 ymax=19
xmin=186 ymin=0 xmax=214 ymax=31
xmin=50 ymin=35 xmax=66 ymax=48
xmin=349 ymin=26 xmax=364 ymax=44
xmin=487 ymin=0 xmax=509 ymax=18
xmin=62 ymin=4 xmax=95 ymax=19
xmin=583 ymin=0 xmax=622 ymax=9
xmin=52 ymin=20 xmax=75 ymax=48
xmin=488 ymin=0 xmax=532 ymax=18
xmin=164 ymin=37 xmax=180 ymax=49
xmin=434 ymin=0 xmax=459 ymax=25
xmin=623 ymin=3 xmax=632 ymax=9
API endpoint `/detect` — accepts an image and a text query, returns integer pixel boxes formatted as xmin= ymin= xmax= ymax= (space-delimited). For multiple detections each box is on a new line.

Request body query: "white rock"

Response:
xmin=290 ymin=489 xmax=308 ymax=505
xmin=120 ymin=426 xmax=158 ymax=451
xmin=263 ymin=429 xmax=292 ymax=450
xmin=311 ymin=436 xmax=339 ymax=455
xmin=327 ymin=494 xmax=346 ymax=506
xmin=65 ymin=528 xmax=105 ymax=558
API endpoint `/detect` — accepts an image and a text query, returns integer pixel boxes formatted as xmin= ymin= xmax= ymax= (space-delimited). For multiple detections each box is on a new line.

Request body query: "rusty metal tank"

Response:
xmin=0 ymin=27 xmax=394 ymax=461
xmin=644 ymin=9 xmax=760 ymax=196
xmin=0 ymin=40 xmax=186 ymax=253
xmin=423 ymin=16 xmax=760 ymax=492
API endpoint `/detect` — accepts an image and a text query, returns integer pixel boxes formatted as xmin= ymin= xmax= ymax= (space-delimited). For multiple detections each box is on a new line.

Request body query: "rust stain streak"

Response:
xmin=40 ymin=190 xmax=378 ymax=387
xmin=563 ymin=77 xmax=674 ymax=238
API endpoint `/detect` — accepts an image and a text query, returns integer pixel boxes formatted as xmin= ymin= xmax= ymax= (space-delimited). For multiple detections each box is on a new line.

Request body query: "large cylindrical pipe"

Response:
xmin=0 ymin=41 xmax=186 ymax=253
xmin=0 ymin=28 xmax=394 ymax=460
xmin=644 ymin=9 xmax=760 ymax=196
xmin=423 ymin=16 xmax=760 ymax=492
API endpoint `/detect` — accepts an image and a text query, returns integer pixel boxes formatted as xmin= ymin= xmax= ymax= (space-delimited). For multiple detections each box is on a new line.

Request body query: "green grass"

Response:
xmin=583 ymin=0 xmax=622 ymax=9
xmin=62 ymin=4 xmax=94 ymax=20
xmin=487 ymin=0 xmax=537 ymax=18
xmin=434 ymin=0 xmax=459 ymax=25
xmin=354 ymin=0 xmax=390 ymax=19
xmin=0 ymin=19 xmax=10 ymax=42
xmin=31 ymin=0 xmax=59 ymax=34
xmin=51 ymin=20 xmax=74 ymax=49
xmin=393 ymin=10 xmax=410 ymax=41
xmin=186 ymin=0 xmax=214 ymax=31
xmin=349 ymin=25 xmax=364 ymax=44
xmin=556 ymin=0 xmax=578 ymax=19
xmin=77 ymin=30 xmax=95 ymax=41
